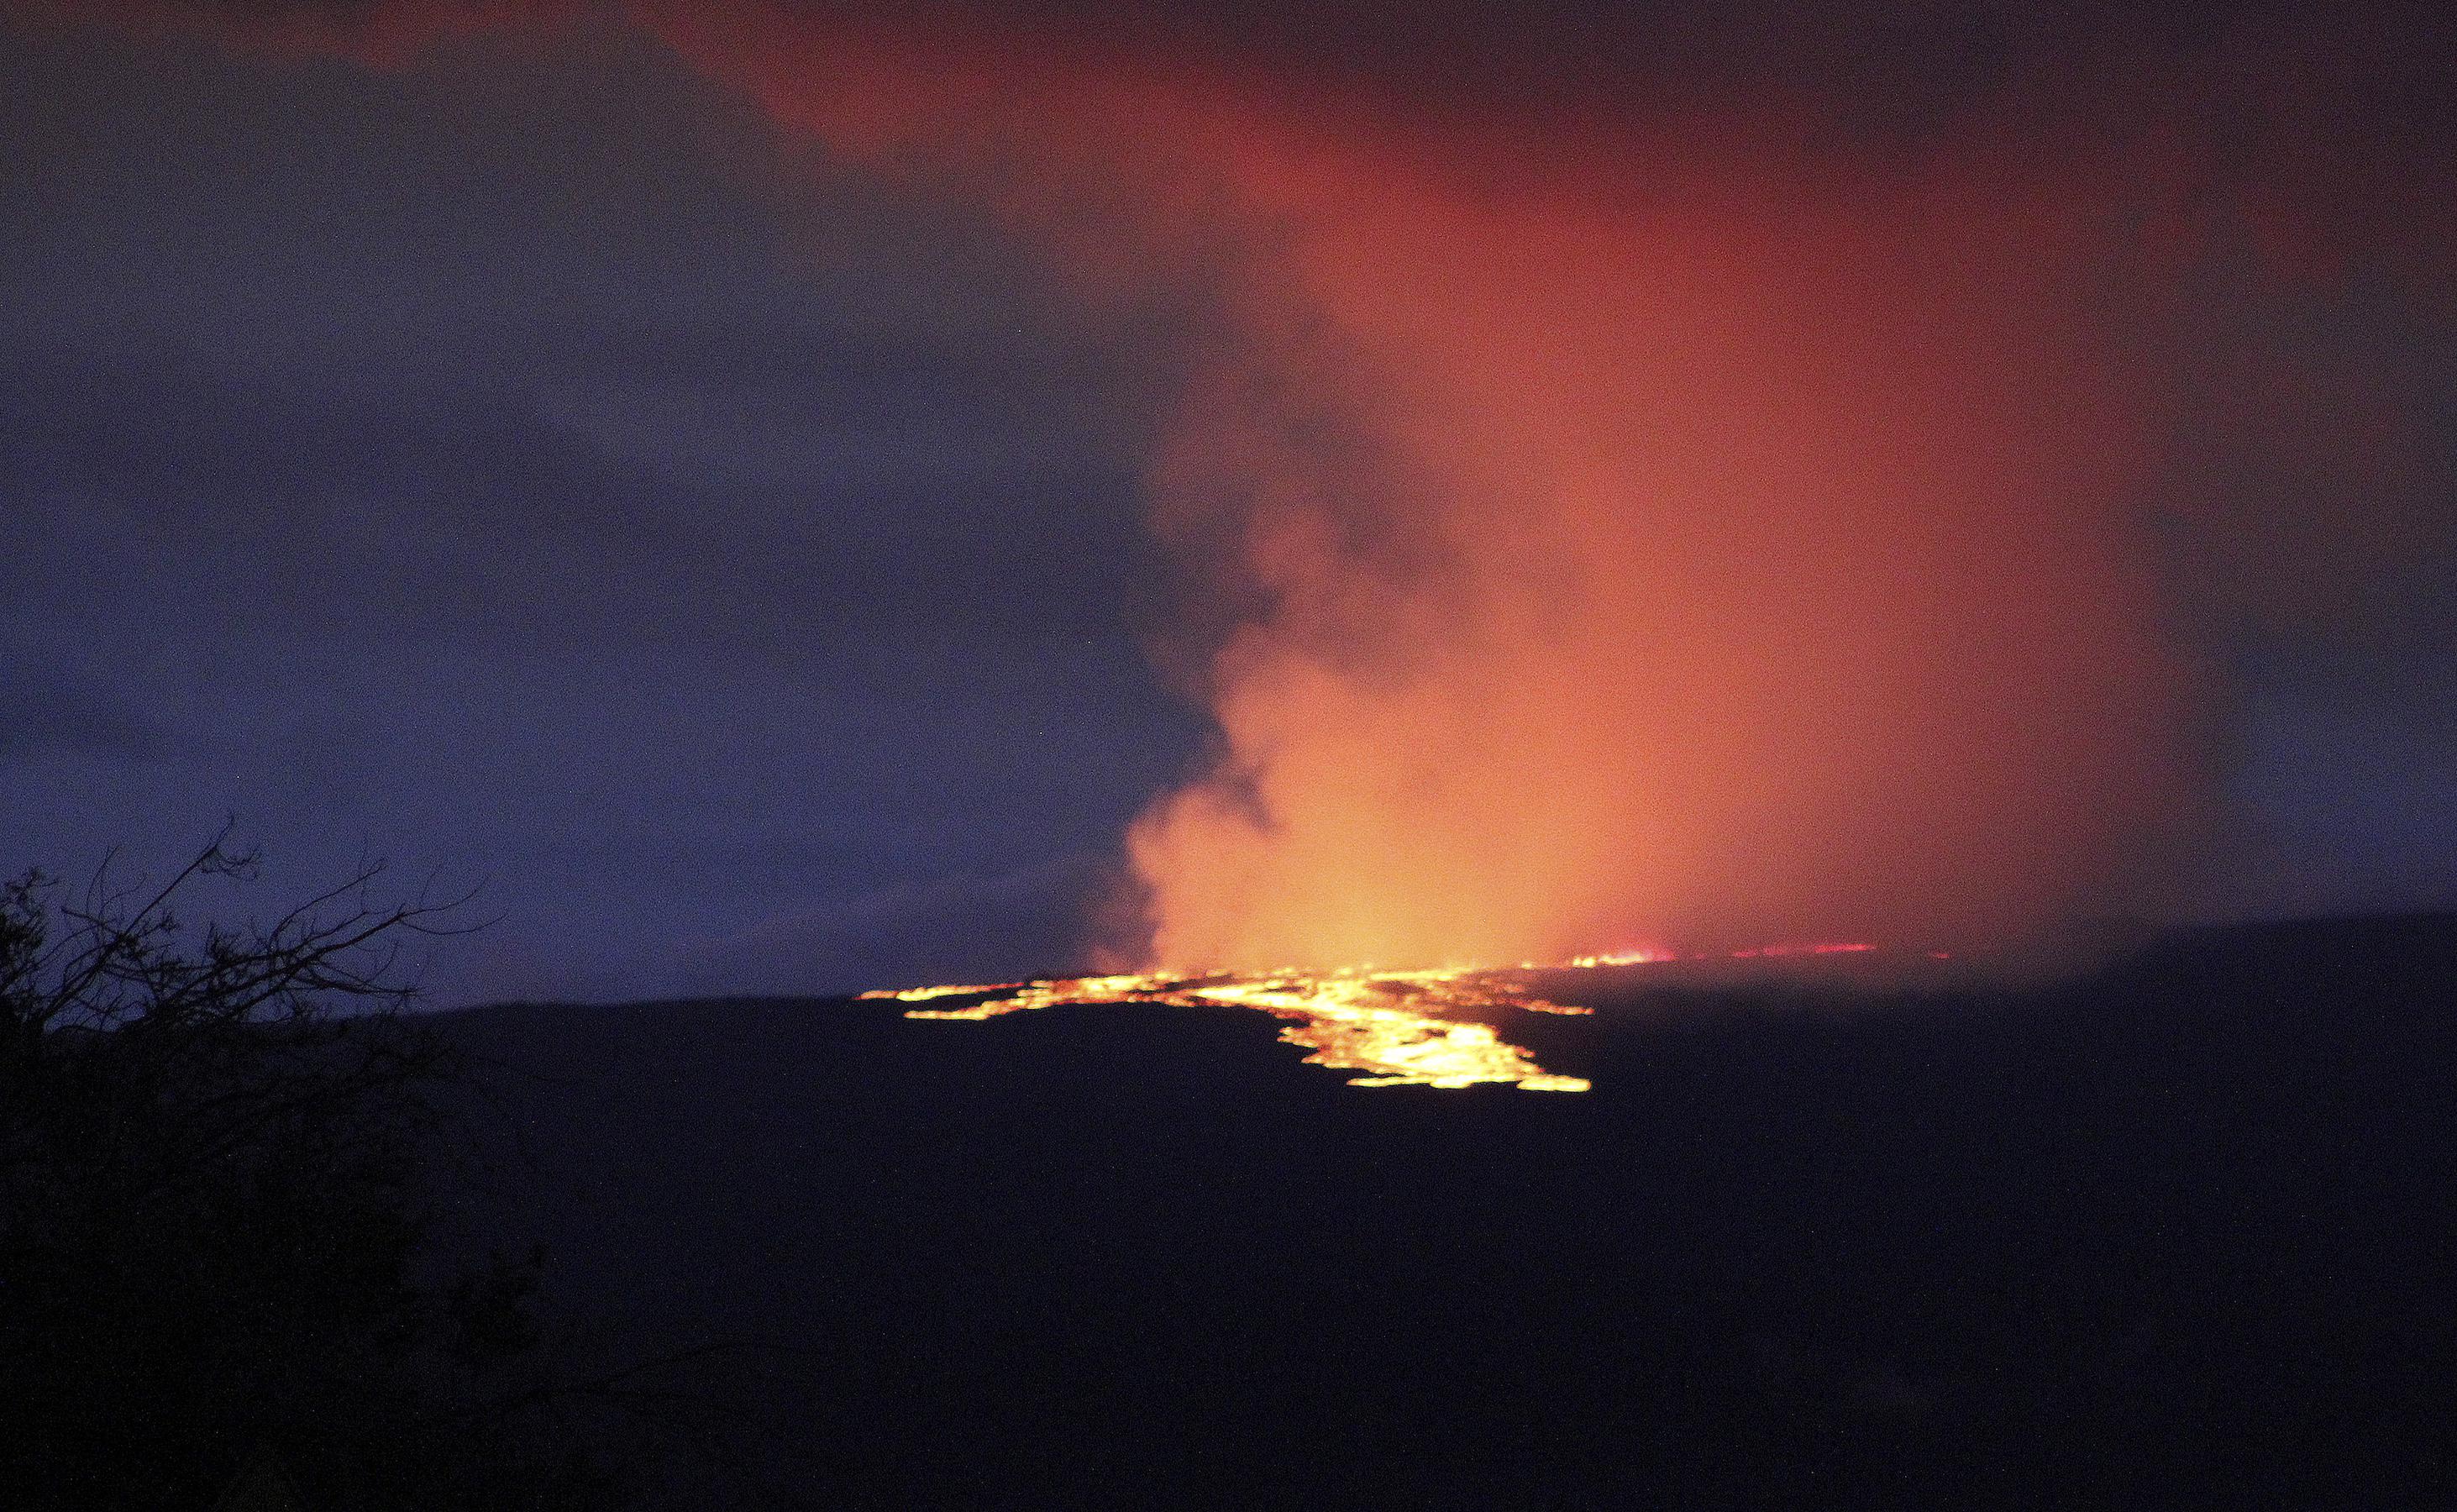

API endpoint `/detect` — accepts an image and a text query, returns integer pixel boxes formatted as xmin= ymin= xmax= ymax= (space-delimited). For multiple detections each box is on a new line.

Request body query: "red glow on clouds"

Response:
xmin=644 ymin=8 xmax=2203 ymax=967
xmin=54 ymin=0 xmax=2457 ymax=970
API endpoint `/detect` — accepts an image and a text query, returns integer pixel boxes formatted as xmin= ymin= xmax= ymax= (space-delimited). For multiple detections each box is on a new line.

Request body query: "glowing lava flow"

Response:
xmin=861 ymin=968 xmax=1595 ymax=1091
xmin=863 ymin=947 xmax=1888 ymax=1091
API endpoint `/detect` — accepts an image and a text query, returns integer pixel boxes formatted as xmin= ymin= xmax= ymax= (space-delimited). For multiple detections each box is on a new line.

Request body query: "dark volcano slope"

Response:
xmin=429 ymin=916 xmax=2457 ymax=1509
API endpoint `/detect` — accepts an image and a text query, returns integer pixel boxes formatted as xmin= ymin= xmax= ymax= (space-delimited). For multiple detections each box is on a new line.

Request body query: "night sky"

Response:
xmin=4 ymin=1 xmax=2453 ymax=1003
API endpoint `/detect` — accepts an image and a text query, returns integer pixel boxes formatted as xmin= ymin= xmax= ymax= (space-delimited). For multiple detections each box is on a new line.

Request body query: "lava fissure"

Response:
xmin=864 ymin=963 xmax=1603 ymax=1091
xmin=864 ymin=946 xmax=1903 ymax=1091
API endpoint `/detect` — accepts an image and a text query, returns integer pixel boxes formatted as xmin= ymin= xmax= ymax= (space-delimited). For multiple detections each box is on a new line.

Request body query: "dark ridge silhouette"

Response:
xmin=428 ymin=913 xmax=2457 ymax=1509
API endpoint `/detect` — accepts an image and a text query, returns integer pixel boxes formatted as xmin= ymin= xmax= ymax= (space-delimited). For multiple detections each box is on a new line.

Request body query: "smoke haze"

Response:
xmin=25 ymin=0 xmax=2457 ymax=971
xmin=648 ymin=1 xmax=2449 ymax=966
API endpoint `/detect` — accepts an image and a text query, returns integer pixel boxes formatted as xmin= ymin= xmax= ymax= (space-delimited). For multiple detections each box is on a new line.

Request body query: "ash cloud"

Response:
xmin=13 ymin=0 xmax=2455 ymax=980
xmin=641 ymin=0 xmax=2454 ymax=964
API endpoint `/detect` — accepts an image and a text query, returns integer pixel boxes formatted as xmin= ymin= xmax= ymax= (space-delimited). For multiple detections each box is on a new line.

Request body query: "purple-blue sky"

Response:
xmin=3 ymin=2 xmax=2453 ymax=1001
xmin=2 ymin=17 xmax=1221 ymax=999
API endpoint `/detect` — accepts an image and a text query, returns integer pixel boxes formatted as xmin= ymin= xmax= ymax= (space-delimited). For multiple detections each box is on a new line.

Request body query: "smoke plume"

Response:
xmin=47 ymin=0 xmax=2457 ymax=967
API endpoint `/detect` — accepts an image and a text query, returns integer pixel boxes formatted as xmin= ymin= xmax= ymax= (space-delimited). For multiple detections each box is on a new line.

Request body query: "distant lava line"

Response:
xmin=865 ymin=967 xmax=1595 ymax=1090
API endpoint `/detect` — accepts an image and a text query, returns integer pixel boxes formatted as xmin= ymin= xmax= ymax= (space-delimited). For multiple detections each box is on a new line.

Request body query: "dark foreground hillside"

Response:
xmin=431 ymin=916 xmax=2457 ymax=1509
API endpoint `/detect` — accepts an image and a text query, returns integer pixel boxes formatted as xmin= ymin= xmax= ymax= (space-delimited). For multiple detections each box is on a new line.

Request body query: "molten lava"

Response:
xmin=863 ymin=946 xmax=1882 ymax=1091
xmin=864 ymin=966 xmax=1594 ymax=1090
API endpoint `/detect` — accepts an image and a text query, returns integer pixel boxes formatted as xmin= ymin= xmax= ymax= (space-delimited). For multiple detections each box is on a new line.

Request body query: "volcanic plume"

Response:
xmin=63 ymin=0 xmax=2457 ymax=973
xmin=651 ymin=4 xmax=2208 ymax=970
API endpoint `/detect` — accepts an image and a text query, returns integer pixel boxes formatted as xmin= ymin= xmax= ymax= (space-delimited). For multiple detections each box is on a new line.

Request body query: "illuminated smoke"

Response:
xmin=648 ymin=6 xmax=2202 ymax=968
xmin=58 ymin=2 xmax=2457 ymax=969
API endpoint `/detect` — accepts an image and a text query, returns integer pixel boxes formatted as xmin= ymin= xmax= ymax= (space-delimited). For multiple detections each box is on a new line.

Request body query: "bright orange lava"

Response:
xmin=864 ymin=966 xmax=1594 ymax=1090
xmin=861 ymin=947 xmax=1878 ymax=1092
